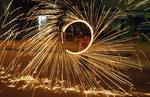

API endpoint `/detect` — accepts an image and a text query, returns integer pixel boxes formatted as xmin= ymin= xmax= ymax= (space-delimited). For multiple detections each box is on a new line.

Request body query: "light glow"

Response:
xmin=38 ymin=16 xmax=47 ymax=29
xmin=62 ymin=20 xmax=94 ymax=55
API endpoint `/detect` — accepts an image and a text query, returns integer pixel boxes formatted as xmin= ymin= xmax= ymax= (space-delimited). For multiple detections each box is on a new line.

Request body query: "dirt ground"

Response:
xmin=0 ymin=40 xmax=150 ymax=97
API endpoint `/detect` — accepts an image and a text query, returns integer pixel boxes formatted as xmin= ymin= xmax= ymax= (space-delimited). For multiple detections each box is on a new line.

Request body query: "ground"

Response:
xmin=0 ymin=40 xmax=150 ymax=97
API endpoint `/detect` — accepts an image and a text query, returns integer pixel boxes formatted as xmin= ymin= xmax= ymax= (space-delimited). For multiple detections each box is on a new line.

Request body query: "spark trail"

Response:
xmin=0 ymin=0 xmax=150 ymax=96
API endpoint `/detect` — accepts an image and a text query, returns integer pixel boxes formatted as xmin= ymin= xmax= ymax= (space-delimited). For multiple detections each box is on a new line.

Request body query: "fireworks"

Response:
xmin=0 ymin=0 xmax=150 ymax=96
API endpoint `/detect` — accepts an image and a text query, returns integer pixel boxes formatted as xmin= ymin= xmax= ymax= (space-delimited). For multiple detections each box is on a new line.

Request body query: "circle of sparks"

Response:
xmin=0 ymin=0 xmax=150 ymax=96
xmin=62 ymin=19 xmax=94 ymax=55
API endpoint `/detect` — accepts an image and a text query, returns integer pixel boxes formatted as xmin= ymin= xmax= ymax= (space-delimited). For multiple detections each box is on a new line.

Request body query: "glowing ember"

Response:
xmin=0 ymin=0 xmax=150 ymax=97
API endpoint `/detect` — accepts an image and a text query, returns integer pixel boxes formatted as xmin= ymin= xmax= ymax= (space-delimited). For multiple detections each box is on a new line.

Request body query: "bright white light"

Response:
xmin=38 ymin=16 xmax=47 ymax=29
xmin=63 ymin=20 xmax=94 ymax=55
